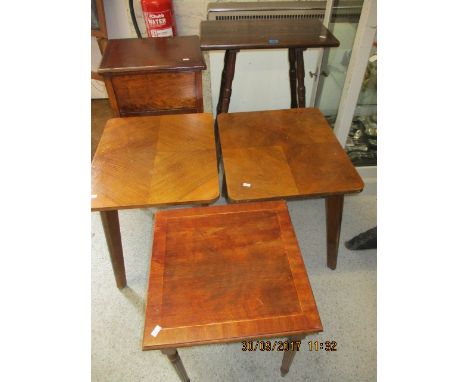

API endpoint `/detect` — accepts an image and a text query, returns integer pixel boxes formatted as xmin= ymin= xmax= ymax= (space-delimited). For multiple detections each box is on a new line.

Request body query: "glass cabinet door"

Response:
xmin=343 ymin=40 xmax=377 ymax=166
xmin=315 ymin=1 xmax=377 ymax=168
xmin=315 ymin=7 xmax=361 ymax=116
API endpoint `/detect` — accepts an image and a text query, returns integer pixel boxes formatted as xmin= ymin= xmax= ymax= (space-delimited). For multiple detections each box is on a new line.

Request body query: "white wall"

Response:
xmin=209 ymin=49 xmax=319 ymax=115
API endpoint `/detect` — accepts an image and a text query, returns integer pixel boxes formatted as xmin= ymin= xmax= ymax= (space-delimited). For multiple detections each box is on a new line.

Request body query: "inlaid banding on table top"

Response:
xmin=143 ymin=201 xmax=322 ymax=350
xmin=218 ymin=108 xmax=364 ymax=202
xmin=143 ymin=314 xmax=321 ymax=350
xmin=91 ymin=113 xmax=219 ymax=211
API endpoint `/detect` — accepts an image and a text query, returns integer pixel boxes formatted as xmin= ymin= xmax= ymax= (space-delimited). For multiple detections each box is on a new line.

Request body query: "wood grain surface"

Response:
xmin=109 ymin=72 xmax=202 ymax=117
xmin=218 ymin=108 xmax=364 ymax=201
xmin=200 ymin=19 xmax=339 ymax=50
xmin=99 ymin=36 xmax=206 ymax=74
xmin=91 ymin=113 xmax=219 ymax=211
xmin=142 ymin=200 xmax=322 ymax=350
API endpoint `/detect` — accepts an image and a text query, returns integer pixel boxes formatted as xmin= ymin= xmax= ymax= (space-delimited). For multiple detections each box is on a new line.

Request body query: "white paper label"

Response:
xmin=151 ymin=28 xmax=173 ymax=38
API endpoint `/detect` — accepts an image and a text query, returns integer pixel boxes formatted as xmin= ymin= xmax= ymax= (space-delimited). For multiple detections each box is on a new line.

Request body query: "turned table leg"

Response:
xmin=288 ymin=48 xmax=298 ymax=108
xmin=216 ymin=51 xmax=229 ymax=115
xmin=280 ymin=335 xmax=305 ymax=377
xmin=217 ymin=49 xmax=238 ymax=114
xmin=161 ymin=349 xmax=190 ymax=382
xmin=99 ymin=210 xmax=127 ymax=288
xmin=295 ymin=48 xmax=306 ymax=108
xmin=326 ymin=195 xmax=344 ymax=270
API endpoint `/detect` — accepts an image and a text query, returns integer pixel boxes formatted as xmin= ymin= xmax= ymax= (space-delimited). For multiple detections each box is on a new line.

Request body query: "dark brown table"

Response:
xmin=99 ymin=36 xmax=206 ymax=117
xmin=200 ymin=19 xmax=339 ymax=113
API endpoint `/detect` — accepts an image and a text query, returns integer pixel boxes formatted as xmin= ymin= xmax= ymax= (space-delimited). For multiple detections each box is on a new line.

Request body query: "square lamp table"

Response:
xmin=143 ymin=201 xmax=322 ymax=381
xmin=218 ymin=108 xmax=364 ymax=270
xmin=91 ymin=113 xmax=219 ymax=288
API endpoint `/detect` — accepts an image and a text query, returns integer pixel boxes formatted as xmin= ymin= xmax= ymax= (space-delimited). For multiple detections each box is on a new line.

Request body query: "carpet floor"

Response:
xmin=92 ymin=192 xmax=376 ymax=381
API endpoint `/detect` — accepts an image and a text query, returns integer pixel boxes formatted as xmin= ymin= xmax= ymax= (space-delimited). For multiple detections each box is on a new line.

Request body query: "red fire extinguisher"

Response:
xmin=141 ymin=0 xmax=177 ymax=38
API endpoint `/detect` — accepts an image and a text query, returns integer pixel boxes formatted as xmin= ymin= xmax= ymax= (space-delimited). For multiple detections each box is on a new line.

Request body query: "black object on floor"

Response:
xmin=345 ymin=227 xmax=377 ymax=250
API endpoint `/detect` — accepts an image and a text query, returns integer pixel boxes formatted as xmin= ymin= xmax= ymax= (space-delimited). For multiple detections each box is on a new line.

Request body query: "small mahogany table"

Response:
xmin=99 ymin=36 xmax=206 ymax=117
xmin=218 ymin=108 xmax=364 ymax=269
xmin=200 ymin=19 xmax=339 ymax=114
xmin=91 ymin=113 xmax=219 ymax=288
xmin=143 ymin=201 xmax=322 ymax=381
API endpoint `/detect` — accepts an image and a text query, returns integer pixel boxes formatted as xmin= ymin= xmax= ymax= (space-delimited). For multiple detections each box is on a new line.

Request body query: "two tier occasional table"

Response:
xmin=143 ymin=201 xmax=322 ymax=381
xmin=200 ymin=18 xmax=339 ymax=113
xmin=218 ymin=108 xmax=364 ymax=269
xmin=91 ymin=113 xmax=219 ymax=288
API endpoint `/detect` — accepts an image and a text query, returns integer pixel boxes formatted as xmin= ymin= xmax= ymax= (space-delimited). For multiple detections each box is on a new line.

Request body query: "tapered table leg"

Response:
xmin=100 ymin=210 xmax=127 ymax=288
xmin=217 ymin=49 xmax=238 ymax=114
xmin=326 ymin=195 xmax=344 ymax=270
xmin=295 ymin=48 xmax=306 ymax=108
xmin=161 ymin=349 xmax=190 ymax=382
xmin=280 ymin=335 xmax=305 ymax=377
xmin=288 ymin=48 xmax=298 ymax=108
xmin=221 ymin=171 xmax=227 ymax=198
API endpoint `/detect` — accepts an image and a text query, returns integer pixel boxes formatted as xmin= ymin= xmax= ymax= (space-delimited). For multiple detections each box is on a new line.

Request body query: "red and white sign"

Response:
xmin=141 ymin=0 xmax=177 ymax=38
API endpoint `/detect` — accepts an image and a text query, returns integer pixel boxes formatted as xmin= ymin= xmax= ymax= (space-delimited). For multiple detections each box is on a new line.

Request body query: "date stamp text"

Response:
xmin=241 ymin=340 xmax=337 ymax=352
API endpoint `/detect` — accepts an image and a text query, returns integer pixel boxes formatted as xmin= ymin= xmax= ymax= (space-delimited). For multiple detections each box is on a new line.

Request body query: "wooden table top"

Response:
xmin=91 ymin=114 xmax=219 ymax=211
xmin=98 ymin=36 xmax=206 ymax=75
xmin=200 ymin=19 xmax=339 ymax=50
xmin=142 ymin=200 xmax=322 ymax=350
xmin=218 ymin=108 xmax=364 ymax=202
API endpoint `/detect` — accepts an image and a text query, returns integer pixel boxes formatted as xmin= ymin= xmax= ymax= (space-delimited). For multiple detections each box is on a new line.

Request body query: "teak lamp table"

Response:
xmin=143 ymin=201 xmax=322 ymax=381
xmin=218 ymin=108 xmax=364 ymax=270
xmin=91 ymin=113 xmax=219 ymax=288
xmin=200 ymin=18 xmax=339 ymax=114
